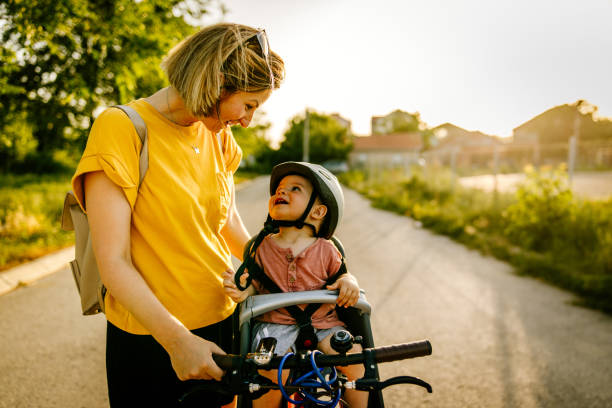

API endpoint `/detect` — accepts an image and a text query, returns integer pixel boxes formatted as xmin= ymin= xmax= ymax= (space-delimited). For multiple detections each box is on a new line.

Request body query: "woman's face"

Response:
xmin=203 ymin=89 xmax=271 ymax=133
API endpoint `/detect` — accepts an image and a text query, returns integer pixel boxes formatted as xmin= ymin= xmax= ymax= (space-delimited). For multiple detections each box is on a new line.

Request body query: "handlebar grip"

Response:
xmin=373 ymin=340 xmax=432 ymax=363
xmin=213 ymin=354 xmax=243 ymax=370
xmin=212 ymin=340 xmax=432 ymax=370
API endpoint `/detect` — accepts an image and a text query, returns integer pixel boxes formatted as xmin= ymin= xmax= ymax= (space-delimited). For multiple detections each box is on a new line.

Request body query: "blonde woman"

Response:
xmin=71 ymin=23 xmax=284 ymax=407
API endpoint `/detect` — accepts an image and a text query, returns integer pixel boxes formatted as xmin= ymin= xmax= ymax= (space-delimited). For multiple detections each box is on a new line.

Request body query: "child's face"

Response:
xmin=269 ymin=175 xmax=315 ymax=221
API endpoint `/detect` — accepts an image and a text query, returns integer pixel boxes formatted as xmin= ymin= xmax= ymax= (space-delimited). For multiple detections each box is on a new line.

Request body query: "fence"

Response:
xmin=421 ymin=140 xmax=612 ymax=176
xmin=349 ymin=140 xmax=612 ymax=198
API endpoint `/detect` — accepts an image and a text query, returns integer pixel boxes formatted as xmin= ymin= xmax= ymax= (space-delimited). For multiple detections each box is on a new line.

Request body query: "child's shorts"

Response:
xmin=251 ymin=321 xmax=346 ymax=354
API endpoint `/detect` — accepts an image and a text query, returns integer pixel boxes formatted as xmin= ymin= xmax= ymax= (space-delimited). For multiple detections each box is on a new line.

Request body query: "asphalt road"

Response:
xmin=2 ymin=176 xmax=612 ymax=407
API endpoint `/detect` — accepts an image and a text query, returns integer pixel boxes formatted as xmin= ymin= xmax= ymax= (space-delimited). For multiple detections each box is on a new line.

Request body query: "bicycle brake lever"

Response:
xmin=352 ymin=375 xmax=433 ymax=393
xmin=178 ymin=369 xmax=276 ymax=404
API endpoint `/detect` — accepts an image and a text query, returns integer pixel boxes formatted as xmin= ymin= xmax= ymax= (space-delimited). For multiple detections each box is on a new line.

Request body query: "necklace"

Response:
xmin=166 ymin=87 xmax=200 ymax=154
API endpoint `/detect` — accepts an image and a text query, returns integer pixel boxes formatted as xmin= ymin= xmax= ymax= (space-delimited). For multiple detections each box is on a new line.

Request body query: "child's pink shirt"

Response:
xmin=253 ymin=235 xmax=345 ymax=329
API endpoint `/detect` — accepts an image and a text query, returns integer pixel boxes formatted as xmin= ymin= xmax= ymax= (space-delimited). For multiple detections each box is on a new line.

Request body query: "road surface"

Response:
xmin=1 ymin=176 xmax=611 ymax=407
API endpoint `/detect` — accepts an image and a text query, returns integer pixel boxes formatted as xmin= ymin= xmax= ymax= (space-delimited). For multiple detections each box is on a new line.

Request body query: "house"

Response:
xmin=348 ymin=132 xmax=423 ymax=171
xmin=371 ymin=110 xmax=421 ymax=135
xmin=512 ymin=102 xmax=583 ymax=145
xmin=511 ymin=101 xmax=612 ymax=167
xmin=426 ymin=123 xmax=502 ymax=168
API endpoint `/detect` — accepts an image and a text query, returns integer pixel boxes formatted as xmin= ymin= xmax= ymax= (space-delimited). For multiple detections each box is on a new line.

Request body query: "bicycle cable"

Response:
xmin=277 ymin=350 xmax=342 ymax=406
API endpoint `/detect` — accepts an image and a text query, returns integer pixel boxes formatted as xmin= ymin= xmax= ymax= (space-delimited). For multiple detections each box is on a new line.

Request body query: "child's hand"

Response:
xmin=327 ymin=274 xmax=360 ymax=308
xmin=222 ymin=269 xmax=253 ymax=303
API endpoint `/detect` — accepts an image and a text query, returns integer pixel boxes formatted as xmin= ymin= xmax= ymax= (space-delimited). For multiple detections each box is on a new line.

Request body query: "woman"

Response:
xmin=71 ymin=23 xmax=284 ymax=406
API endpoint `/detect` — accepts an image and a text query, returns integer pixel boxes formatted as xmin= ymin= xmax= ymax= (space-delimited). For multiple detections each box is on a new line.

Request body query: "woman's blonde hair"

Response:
xmin=161 ymin=23 xmax=285 ymax=117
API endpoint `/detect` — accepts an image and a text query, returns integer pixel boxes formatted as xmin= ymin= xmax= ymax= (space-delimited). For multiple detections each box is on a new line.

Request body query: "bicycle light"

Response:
xmin=330 ymin=329 xmax=354 ymax=354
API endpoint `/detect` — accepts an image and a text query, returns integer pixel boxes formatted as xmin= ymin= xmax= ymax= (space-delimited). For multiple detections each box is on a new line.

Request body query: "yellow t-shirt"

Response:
xmin=72 ymin=99 xmax=242 ymax=334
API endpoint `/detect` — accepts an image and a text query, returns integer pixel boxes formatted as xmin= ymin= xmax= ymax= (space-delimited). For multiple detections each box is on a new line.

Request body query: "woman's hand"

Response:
xmin=222 ymin=269 xmax=254 ymax=303
xmin=327 ymin=274 xmax=360 ymax=308
xmin=165 ymin=331 xmax=226 ymax=381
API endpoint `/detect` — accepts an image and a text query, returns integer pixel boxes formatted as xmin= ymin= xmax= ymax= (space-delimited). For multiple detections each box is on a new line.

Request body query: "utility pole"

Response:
xmin=568 ymin=112 xmax=580 ymax=186
xmin=303 ymin=108 xmax=310 ymax=162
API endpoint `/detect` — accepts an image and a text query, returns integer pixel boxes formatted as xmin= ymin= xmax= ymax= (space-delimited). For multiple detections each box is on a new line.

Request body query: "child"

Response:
xmin=223 ymin=161 xmax=368 ymax=408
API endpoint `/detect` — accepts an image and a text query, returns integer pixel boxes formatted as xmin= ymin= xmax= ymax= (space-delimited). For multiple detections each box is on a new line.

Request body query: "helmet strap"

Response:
xmin=267 ymin=190 xmax=319 ymax=236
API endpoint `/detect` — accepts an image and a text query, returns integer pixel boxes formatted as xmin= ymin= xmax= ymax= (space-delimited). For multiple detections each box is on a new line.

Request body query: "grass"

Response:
xmin=0 ymin=169 xmax=260 ymax=271
xmin=339 ymin=166 xmax=612 ymax=315
xmin=0 ymin=173 xmax=74 ymax=271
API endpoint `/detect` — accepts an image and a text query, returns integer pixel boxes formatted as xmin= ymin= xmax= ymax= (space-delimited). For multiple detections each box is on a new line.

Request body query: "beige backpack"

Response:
xmin=61 ymin=105 xmax=149 ymax=315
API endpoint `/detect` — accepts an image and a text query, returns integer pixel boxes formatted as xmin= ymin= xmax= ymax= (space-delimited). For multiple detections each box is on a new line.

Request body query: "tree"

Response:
xmin=272 ymin=111 xmax=353 ymax=165
xmin=231 ymin=111 xmax=275 ymax=172
xmin=0 ymin=0 xmax=218 ymax=172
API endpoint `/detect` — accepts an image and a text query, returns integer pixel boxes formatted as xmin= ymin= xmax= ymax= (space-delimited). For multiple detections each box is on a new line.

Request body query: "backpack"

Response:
xmin=61 ymin=105 xmax=149 ymax=315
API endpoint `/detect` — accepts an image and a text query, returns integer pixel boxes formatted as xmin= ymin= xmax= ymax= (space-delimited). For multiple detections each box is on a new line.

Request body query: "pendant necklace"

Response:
xmin=166 ymin=87 xmax=200 ymax=154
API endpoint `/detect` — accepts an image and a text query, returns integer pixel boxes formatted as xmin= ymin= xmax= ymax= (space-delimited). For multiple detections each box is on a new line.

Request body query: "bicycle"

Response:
xmin=181 ymin=290 xmax=433 ymax=407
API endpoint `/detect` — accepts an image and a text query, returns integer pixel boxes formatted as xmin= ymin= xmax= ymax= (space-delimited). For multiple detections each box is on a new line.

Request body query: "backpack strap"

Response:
xmin=61 ymin=105 xmax=148 ymax=232
xmin=111 ymin=105 xmax=148 ymax=187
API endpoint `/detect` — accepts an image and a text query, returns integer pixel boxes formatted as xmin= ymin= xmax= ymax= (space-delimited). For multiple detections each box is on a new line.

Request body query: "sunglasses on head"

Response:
xmin=256 ymin=29 xmax=275 ymax=89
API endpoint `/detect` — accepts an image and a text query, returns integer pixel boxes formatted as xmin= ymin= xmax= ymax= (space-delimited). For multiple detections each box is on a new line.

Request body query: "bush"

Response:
xmin=341 ymin=167 xmax=612 ymax=314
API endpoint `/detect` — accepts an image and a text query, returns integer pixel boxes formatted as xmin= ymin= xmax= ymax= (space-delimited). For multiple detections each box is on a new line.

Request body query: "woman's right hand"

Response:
xmin=166 ymin=331 xmax=226 ymax=381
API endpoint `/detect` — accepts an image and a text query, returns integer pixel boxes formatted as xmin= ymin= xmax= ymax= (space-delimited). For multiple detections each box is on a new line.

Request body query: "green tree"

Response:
xmin=231 ymin=111 xmax=275 ymax=172
xmin=272 ymin=111 xmax=353 ymax=165
xmin=0 ymin=0 xmax=218 ymax=172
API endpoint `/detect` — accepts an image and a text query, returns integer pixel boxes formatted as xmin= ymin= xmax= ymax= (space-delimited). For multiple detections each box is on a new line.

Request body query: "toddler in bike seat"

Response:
xmin=223 ymin=161 xmax=368 ymax=408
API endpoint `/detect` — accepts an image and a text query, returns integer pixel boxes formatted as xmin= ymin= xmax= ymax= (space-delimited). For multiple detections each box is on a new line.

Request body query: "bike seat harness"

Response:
xmin=234 ymin=161 xmax=347 ymax=351
xmin=235 ymin=220 xmax=348 ymax=351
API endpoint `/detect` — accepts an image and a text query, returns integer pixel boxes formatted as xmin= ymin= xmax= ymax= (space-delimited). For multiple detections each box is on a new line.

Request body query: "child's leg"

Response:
xmin=318 ymin=334 xmax=369 ymax=408
xmin=251 ymin=369 xmax=289 ymax=408
xmin=250 ymin=323 xmax=298 ymax=408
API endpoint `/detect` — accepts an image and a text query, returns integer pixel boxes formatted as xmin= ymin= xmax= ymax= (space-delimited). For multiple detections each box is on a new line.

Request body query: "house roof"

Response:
xmin=512 ymin=105 xmax=565 ymax=133
xmin=430 ymin=122 xmax=501 ymax=151
xmin=352 ymin=132 xmax=422 ymax=151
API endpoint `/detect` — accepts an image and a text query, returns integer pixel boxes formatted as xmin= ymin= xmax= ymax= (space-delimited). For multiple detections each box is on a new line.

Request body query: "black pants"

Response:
xmin=106 ymin=316 xmax=234 ymax=407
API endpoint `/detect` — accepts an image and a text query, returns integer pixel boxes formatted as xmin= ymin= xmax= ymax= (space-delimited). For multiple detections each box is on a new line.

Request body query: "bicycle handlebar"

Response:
xmin=212 ymin=340 xmax=432 ymax=370
xmin=180 ymin=340 xmax=433 ymax=404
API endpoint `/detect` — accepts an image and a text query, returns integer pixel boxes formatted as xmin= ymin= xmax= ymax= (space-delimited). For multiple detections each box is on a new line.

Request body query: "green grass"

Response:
xmin=0 ymin=173 xmax=74 ymax=271
xmin=340 ymin=167 xmax=612 ymax=315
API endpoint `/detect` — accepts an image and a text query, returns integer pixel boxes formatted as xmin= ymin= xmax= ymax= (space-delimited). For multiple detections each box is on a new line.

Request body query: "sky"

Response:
xmin=202 ymin=0 xmax=612 ymax=142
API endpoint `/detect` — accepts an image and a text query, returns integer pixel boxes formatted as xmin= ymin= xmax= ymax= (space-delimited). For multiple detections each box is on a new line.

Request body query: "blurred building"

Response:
xmin=349 ymin=132 xmax=423 ymax=171
xmin=511 ymin=101 xmax=612 ymax=168
xmin=425 ymin=123 xmax=502 ymax=169
xmin=371 ymin=110 xmax=421 ymax=135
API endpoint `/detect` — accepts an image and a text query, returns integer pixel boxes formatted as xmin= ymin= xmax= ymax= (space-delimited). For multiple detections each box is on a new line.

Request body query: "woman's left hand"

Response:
xmin=327 ymin=274 xmax=360 ymax=308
